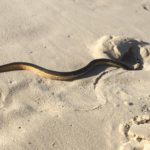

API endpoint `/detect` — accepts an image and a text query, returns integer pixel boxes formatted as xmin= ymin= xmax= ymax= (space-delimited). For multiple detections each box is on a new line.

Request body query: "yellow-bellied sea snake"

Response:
xmin=0 ymin=59 xmax=136 ymax=81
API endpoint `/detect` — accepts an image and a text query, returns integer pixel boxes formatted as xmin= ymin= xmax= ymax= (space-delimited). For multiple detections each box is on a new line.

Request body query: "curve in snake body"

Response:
xmin=0 ymin=59 xmax=135 ymax=81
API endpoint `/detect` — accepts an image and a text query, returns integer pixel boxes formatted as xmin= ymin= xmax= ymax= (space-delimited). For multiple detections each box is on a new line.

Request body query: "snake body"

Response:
xmin=0 ymin=59 xmax=134 ymax=81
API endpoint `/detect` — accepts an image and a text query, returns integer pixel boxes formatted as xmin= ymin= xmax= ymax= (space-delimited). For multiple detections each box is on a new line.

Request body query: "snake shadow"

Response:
xmin=77 ymin=65 xmax=112 ymax=80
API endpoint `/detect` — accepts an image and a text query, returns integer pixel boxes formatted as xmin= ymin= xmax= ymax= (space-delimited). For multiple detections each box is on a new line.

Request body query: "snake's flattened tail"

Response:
xmin=0 ymin=62 xmax=84 ymax=80
xmin=0 ymin=63 xmax=63 ymax=80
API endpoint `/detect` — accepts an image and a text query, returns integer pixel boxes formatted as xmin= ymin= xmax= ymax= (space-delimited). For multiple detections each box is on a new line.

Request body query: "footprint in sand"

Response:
xmin=119 ymin=115 xmax=150 ymax=150
xmin=89 ymin=35 xmax=143 ymax=66
xmin=90 ymin=35 xmax=150 ymax=106
xmin=90 ymin=35 xmax=150 ymax=69
xmin=1 ymin=79 xmax=31 ymax=108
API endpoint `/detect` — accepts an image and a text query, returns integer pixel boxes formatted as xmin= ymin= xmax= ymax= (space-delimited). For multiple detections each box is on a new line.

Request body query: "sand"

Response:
xmin=0 ymin=0 xmax=150 ymax=150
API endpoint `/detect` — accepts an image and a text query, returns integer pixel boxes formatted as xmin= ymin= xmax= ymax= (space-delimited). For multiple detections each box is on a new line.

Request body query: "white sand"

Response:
xmin=0 ymin=0 xmax=150 ymax=150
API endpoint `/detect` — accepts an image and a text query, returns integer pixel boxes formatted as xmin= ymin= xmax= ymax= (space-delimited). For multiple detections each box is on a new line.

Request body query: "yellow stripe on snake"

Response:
xmin=0 ymin=59 xmax=136 ymax=81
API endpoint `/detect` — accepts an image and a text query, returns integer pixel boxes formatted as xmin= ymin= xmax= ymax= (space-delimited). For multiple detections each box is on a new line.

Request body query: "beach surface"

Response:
xmin=0 ymin=0 xmax=150 ymax=150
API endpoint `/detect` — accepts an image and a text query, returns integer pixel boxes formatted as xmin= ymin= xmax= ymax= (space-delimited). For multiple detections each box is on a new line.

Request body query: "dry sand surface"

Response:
xmin=0 ymin=0 xmax=150 ymax=150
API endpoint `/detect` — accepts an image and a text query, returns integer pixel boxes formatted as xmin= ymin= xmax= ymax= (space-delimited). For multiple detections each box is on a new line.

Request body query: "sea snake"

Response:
xmin=0 ymin=59 xmax=136 ymax=81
